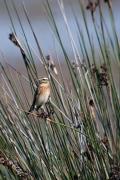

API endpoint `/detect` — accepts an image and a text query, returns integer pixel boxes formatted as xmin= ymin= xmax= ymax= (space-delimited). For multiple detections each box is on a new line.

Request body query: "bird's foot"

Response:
xmin=37 ymin=111 xmax=48 ymax=118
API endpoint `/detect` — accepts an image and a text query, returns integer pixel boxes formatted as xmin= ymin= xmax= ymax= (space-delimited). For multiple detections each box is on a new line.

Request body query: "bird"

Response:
xmin=28 ymin=77 xmax=50 ymax=114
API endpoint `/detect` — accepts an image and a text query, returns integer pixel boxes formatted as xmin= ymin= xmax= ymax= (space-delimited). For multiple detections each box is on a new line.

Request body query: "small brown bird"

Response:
xmin=28 ymin=78 xmax=50 ymax=113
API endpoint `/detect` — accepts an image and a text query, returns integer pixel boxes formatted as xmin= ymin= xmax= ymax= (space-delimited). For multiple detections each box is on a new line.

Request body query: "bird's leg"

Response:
xmin=40 ymin=106 xmax=45 ymax=113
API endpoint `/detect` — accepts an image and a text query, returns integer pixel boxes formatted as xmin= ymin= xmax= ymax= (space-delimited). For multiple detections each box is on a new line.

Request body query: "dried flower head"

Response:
xmin=80 ymin=60 xmax=87 ymax=72
xmin=91 ymin=64 xmax=109 ymax=86
xmin=9 ymin=33 xmax=21 ymax=48
xmin=104 ymin=0 xmax=112 ymax=8
xmin=46 ymin=55 xmax=58 ymax=75
xmin=91 ymin=64 xmax=98 ymax=74
xmin=0 ymin=151 xmax=31 ymax=178
xmin=89 ymin=99 xmax=94 ymax=107
xmin=99 ymin=64 xmax=109 ymax=86
xmin=72 ymin=62 xmax=79 ymax=70
xmin=101 ymin=134 xmax=109 ymax=147
xmin=86 ymin=1 xmax=98 ymax=15
xmin=100 ymin=63 xmax=107 ymax=72
xmin=83 ymin=144 xmax=94 ymax=162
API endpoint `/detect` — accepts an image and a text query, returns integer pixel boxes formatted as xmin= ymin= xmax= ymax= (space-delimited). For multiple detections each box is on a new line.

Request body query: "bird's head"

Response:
xmin=35 ymin=77 xmax=49 ymax=87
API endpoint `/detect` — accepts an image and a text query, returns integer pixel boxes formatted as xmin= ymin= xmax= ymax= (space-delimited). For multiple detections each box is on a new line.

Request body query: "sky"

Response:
xmin=0 ymin=0 xmax=120 ymax=66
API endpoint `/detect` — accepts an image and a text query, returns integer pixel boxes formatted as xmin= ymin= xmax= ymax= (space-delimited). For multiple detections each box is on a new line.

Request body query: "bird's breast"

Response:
xmin=37 ymin=86 xmax=50 ymax=106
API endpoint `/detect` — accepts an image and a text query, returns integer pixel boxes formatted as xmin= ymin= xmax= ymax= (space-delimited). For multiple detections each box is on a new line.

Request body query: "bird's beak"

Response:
xmin=35 ymin=79 xmax=40 ymax=86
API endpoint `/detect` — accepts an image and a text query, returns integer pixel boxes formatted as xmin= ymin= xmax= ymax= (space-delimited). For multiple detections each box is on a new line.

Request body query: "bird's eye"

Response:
xmin=42 ymin=78 xmax=48 ymax=81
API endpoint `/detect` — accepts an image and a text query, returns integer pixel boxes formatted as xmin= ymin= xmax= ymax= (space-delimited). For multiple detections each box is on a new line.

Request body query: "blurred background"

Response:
xmin=0 ymin=0 xmax=120 ymax=68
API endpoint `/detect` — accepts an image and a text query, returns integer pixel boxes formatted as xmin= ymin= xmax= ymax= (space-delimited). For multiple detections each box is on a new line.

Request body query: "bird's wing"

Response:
xmin=29 ymin=87 xmax=39 ymax=112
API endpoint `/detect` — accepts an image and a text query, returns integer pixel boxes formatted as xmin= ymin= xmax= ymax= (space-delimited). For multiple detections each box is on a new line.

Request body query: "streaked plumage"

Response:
xmin=28 ymin=78 xmax=50 ymax=113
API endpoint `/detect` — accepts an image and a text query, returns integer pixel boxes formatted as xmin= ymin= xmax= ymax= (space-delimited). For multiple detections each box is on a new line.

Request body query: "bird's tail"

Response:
xmin=27 ymin=105 xmax=34 ymax=115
